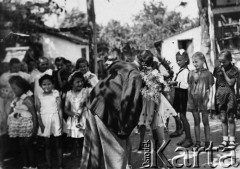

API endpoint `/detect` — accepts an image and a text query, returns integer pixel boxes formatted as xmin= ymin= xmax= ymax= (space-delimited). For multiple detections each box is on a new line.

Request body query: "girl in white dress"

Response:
xmin=65 ymin=71 xmax=89 ymax=156
xmin=36 ymin=74 xmax=63 ymax=169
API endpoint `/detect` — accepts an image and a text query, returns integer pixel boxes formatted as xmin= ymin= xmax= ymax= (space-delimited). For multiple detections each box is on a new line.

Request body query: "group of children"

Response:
xmin=170 ymin=50 xmax=239 ymax=149
xmin=0 ymin=57 xmax=98 ymax=169
xmin=0 ymin=48 xmax=239 ymax=168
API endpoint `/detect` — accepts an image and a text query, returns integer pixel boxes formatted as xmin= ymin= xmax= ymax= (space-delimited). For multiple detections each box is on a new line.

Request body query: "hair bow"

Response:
xmin=67 ymin=70 xmax=80 ymax=83
xmin=39 ymin=69 xmax=53 ymax=78
xmin=179 ymin=49 xmax=185 ymax=55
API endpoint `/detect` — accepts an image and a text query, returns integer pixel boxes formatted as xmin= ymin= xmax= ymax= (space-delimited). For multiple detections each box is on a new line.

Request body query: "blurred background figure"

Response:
xmin=75 ymin=58 xmax=98 ymax=91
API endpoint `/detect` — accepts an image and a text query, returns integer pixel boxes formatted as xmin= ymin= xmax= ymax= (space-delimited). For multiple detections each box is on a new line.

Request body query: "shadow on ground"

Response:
xmin=131 ymin=112 xmax=240 ymax=169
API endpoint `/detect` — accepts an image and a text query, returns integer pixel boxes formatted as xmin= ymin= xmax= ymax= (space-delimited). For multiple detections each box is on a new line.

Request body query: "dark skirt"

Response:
xmin=173 ymin=88 xmax=188 ymax=113
xmin=215 ymin=86 xmax=237 ymax=115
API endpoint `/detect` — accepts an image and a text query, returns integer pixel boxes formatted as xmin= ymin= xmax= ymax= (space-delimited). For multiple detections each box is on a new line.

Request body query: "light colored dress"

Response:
xmin=138 ymin=98 xmax=156 ymax=127
xmin=65 ymin=88 xmax=89 ymax=138
xmin=7 ymin=91 xmax=33 ymax=138
xmin=38 ymin=90 xmax=62 ymax=137
xmin=152 ymin=94 xmax=177 ymax=129
xmin=138 ymin=94 xmax=177 ymax=129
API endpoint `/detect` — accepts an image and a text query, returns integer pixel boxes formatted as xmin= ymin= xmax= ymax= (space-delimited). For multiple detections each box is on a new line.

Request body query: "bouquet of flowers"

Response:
xmin=140 ymin=68 xmax=166 ymax=103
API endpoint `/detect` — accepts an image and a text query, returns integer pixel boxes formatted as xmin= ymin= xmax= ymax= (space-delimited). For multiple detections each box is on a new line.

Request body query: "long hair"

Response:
xmin=192 ymin=52 xmax=209 ymax=70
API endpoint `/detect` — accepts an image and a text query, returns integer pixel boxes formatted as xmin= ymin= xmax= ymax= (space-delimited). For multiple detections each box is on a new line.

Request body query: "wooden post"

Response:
xmin=197 ymin=0 xmax=212 ymax=70
xmin=208 ymin=0 xmax=216 ymax=71
xmin=87 ymin=0 xmax=98 ymax=75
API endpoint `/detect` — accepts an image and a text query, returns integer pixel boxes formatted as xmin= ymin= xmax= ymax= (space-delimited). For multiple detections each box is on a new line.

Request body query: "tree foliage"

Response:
xmin=98 ymin=1 xmax=199 ymax=53
xmin=0 ymin=0 xmax=89 ymax=62
xmin=0 ymin=0 xmax=88 ymax=39
xmin=98 ymin=20 xmax=131 ymax=52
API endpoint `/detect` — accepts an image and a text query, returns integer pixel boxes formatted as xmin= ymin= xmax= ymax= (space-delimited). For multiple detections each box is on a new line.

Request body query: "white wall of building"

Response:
xmin=40 ymin=33 xmax=89 ymax=65
xmin=161 ymin=26 xmax=201 ymax=72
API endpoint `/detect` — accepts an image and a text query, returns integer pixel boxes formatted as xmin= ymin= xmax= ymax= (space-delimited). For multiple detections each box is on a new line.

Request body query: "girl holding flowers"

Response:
xmin=138 ymin=50 xmax=177 ymax=157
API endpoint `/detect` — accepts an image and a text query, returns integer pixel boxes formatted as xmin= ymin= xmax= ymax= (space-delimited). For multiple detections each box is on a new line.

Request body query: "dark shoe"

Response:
xmin=219 ymin=141 xmax=228 ymax=149
xmin=193 ymin=141 xmax=201 ymax=149
xmin=177 ymin=138 xmax=186 ymax=146
xmin=228 ymin=141 xmax=236 ymax=149
xmin=205 ymin=141 xmax=210 ymax=149
xmin=170 ymin=131 xmax=183 ymax=138
xmin=181 ymin=139 xmax=193 ymax=148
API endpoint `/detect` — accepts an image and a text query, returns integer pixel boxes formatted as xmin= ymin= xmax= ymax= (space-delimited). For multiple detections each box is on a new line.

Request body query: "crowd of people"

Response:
xmin=0 ymin=56 xmax=98 ymax=169
xmin=0 ymin=48 xmax=239 ymax=169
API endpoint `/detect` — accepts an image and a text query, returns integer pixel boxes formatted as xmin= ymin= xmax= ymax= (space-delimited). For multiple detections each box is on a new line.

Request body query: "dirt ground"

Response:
xmin=2 ymin=112 xmax=240 ymax=169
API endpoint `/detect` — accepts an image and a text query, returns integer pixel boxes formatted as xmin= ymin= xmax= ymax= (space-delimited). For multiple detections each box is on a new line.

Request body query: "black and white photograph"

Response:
xmin=0 ymin=0 xmax=240 ymax=168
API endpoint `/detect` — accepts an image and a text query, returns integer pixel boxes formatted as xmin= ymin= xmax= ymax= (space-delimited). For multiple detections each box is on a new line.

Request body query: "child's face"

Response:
xmin=41 ymin=79 xmax=54 ymax=93
xmin=55 ymin=60 xmax=64 ymax=70
xmin=192 ymin=57 xmax=204 ymax=70
xmin=219 ymin=55 xmax=231 ymax=68
xmin=78 ymin=63 xmax=88 ymax=75
xmin=28 ymin=61 xmax=37 ymax=72
xmin=38 ymin=59 xmax=49 ymax=73
xmin=10 ymin=83 xmax=23 ymax=97
xmin=10 ymin=63 xmax=21 ymax=73
xmin=66 ymin=63 xmax=72 ymax=72
xmin=176 ymin=55 xmax=187 ymax=68
xmin=72 ymin=77 xmax=84 ymax=91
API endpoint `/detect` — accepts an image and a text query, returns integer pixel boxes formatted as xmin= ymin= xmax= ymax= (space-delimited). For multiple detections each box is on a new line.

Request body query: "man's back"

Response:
xmin=90 ymin=61 xmax=143 ymax=139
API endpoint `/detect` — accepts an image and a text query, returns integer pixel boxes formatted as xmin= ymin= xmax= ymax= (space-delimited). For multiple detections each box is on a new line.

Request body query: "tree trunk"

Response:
xmin=207 ymin=0 xmax=216 ymax=72
xmin=197 ymin=0 xmax=213 ymax=70
xmin=87 ymin=0 xmax=98 ymax=74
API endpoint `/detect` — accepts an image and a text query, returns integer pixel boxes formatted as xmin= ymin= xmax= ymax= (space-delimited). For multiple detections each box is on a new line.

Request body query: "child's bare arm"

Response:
xmin=56 ymin=96 xmax=62 ymax=119
xmin=24 ymin=97 xmax=38 ymax=136
xmin=221 ymin=67 xmax=236 ymax=86
xmin=64 ymin=98 xmax=75 ymax=117
xmin=35 ymin=96 xmax=45 ymax=132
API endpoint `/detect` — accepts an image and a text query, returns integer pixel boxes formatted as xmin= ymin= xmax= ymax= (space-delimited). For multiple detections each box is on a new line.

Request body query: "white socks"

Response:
xmin=223 ymin=136 xmax=228 ymax=142
xmin=229 ymin=136 xmax=235 ymax=142
xmin=223 ymin=136 xmax=235 ymax=142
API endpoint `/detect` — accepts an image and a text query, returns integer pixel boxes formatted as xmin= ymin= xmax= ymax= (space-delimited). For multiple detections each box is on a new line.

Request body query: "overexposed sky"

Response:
xmin=76 ymin=0 xmax=199 ymax=26
xmin=14 ymin=0 xmax=199 ymax=26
